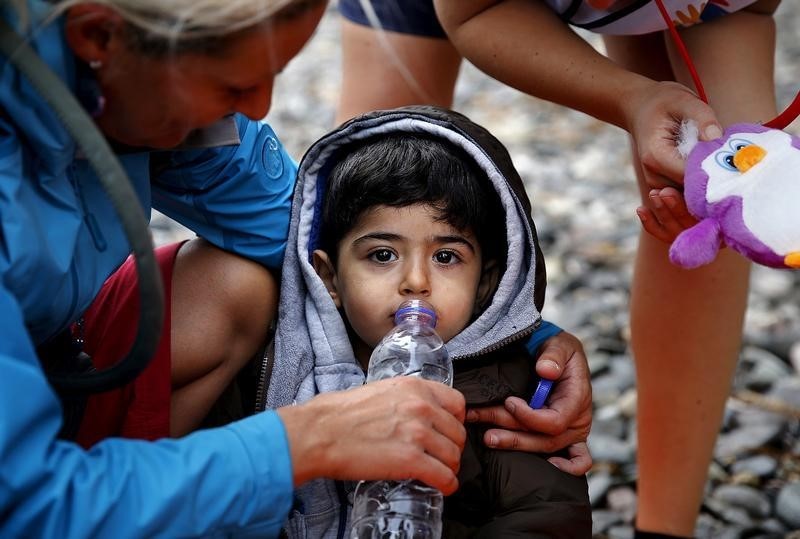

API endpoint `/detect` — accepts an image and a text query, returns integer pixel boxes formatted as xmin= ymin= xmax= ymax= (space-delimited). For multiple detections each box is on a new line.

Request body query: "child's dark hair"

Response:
xmin=319 ymin=133 xmax=506 ymax=268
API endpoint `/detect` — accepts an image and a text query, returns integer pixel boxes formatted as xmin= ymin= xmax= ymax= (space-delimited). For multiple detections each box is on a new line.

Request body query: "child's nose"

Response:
xmin=400 ymin=261 xmax=431 ymax=296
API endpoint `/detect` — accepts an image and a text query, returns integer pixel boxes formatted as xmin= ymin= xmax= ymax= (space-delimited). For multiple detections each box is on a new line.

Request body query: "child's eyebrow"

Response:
xmin=352 ymin=232 xmax=403 ymax=245
xmin=434 ymin=235 xmax=476 ymax=253
xmin=351 ymin=232 xmax=475 ymax=253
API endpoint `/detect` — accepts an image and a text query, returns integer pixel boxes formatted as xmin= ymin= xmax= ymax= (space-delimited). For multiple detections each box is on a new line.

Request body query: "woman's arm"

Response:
xmin=434 ymin=0 xmax=722 ymax=186
xmin=0 ymin=283 xmax=295 ymax=538
xmin=152 ymin=115 xmax=297 ymax=269
xmin=434 ymin=0 xmax=652 ymax=128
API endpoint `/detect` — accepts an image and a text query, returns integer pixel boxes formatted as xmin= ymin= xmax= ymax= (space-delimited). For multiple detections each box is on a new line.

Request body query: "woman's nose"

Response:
xmin=234 ymin=80 xmax=273 ymax=121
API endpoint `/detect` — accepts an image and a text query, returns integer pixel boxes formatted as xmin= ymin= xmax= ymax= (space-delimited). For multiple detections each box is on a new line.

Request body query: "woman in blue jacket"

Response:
xmin=0 ymin=1 xmax=472 ymax=536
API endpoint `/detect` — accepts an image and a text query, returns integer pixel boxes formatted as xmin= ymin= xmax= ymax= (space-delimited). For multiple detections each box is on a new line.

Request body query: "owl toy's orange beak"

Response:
xmin=785 ymin=252 xmax=800 ymax=268
xmin=733 ymin=144 xmax=766 ymax=172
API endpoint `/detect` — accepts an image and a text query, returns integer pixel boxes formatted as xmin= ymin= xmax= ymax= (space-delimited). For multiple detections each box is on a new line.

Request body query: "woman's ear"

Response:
xmin=312 ymin=250 xmax=341 ymax=308
xmin=475 ymin=259 xmax=500 ymax=314
xmin=63 ymin=5 xmax=125 ymax=66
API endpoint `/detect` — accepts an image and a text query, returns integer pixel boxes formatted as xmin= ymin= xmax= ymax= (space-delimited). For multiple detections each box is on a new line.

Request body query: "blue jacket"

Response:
xmin=1 ymin=4 xmax=297 ymax=537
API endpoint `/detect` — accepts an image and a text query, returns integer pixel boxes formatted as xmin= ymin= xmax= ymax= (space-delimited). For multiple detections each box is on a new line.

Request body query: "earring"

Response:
xmin=77 ymin=60 xmax=106 ymax=117
xmin=90 ymin=95 xmax=106 ymax=118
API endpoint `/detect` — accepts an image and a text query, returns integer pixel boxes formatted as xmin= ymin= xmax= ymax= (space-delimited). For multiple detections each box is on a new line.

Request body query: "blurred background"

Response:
xmin=151 ymin=3 xmax=800 ymax=537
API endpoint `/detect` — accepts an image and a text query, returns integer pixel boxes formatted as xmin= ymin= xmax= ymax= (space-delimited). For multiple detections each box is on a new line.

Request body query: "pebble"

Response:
xmin=731 ymin=455 xmax=779 ymax=479
xmin=776 ymin=482 xmax=800 ymax=528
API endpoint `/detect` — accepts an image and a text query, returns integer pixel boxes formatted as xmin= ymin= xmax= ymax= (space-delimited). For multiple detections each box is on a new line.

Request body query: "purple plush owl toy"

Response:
xmin=669 ymin=123 xmax=800 ymax=270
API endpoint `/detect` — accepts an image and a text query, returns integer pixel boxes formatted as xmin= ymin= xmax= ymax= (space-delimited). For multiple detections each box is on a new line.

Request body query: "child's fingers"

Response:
xmin=636 ymin=199 xmax=677 ymax=243
xmin=658 ymin=187 xmax=697 ymax=230
xmin=636 ymin=206 xmax=675 ymax=244
xmin=644 ymin=189 xmax=697 ymax=243
xmin=647 ymin=191 xmax=682 ymax=235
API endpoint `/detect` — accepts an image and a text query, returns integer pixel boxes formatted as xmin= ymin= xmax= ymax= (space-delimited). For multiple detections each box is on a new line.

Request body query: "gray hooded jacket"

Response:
xmin=260 ymin=106 xmax=549 ymax=538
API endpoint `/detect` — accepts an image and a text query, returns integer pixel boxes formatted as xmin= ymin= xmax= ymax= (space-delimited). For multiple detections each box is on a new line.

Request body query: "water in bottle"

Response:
xmin=349 ymin=299 xmax=453 ymax=539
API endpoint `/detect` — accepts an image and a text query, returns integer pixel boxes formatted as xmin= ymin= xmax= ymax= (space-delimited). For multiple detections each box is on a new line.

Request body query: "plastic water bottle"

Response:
xmin=349 ymin=299 xmax=452 ymax=539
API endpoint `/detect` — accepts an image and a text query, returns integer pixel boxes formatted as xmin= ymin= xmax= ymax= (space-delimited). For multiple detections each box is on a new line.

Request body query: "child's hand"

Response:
xmin=636 ymin=187 xmax=698 ymax=243
xmin=464 ymin=331 xmax=593 ymax=475
xmin=626 ymin=81 xmax=723 ymax=190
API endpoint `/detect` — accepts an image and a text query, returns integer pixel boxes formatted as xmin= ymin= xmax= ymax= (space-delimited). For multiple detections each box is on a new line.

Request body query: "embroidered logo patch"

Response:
xmin=262 ymin=135 xmax=285 ymax=179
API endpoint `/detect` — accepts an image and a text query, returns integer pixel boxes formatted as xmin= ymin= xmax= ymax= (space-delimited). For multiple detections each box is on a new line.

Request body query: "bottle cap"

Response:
xmin=395 ymin=299 xmax=437 ymax=326
xmin=529 ymin=379 xmax=553 ymax=409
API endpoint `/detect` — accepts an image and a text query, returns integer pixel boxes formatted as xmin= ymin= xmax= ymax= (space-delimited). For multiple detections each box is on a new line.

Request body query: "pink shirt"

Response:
xmin=545 ymin=0 xmax=759 ymax=35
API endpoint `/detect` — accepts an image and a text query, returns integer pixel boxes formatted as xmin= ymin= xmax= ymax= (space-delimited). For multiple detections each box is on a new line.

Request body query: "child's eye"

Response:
xmin=369 ymin=249 xmax=396 ymax=263
xmin=434 ymin=251 xmax=460 ymax=265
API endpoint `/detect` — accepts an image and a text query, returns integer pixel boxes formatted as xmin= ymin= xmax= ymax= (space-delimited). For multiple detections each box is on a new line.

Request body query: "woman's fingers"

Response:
xmin=464 ymin=329 xmax=592 ymax=471
xmin=548 ymin=442 xmax=593 ymax=475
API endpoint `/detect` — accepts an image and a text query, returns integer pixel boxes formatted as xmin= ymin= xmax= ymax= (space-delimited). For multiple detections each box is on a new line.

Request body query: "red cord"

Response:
xmin=764 ymin=90 xmax=800 ymax=130
xmin=654 ymin=0 xmax=800 ymax=129
xmin=653 ymin=0 xmax=708 ymax=103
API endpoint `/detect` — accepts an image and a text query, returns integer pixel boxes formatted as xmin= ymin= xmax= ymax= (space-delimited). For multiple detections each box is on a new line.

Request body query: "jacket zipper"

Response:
xmin=55 ymin=262 xmax=82 ymax=338
xmin=52 ymin=168 xmax=106 ymax=334
xmin=72 ymin=165 xmax=107 ymax=252
xmin=451 ymin=316 xmax=541 ymax=361
xmin=335 ymin=481 xmax=348 ymax=539
xmin=254 ymin=338 xmax=275 ymax=413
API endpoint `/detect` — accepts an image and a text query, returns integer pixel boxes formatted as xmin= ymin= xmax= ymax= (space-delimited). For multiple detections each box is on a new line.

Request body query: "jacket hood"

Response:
xmin=268 ymin=106 xmax=546 ymax=409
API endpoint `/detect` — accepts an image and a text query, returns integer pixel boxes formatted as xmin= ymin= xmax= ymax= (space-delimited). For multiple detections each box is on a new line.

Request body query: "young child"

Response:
xmin=261 ymin=106 xmax=591 ymax=537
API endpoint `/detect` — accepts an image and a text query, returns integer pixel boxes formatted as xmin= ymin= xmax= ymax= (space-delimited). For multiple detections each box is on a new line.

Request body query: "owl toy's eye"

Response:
xmin=715 ymin=151 xmax=737 ymax=171
xmin=728 ymin=138 xmax=753 ymax=152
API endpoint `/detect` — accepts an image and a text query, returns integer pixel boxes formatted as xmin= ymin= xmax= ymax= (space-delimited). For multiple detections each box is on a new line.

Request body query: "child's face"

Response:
xmin=314 ymin=203 xmax=496 ymax=363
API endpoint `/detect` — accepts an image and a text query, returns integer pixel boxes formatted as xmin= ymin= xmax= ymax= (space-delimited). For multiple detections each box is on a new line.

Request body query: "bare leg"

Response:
xmin=169 ymin=239 xmax=278 ymax=437
xmin=337 ymin=19 xmax=462 ymax=123
xmin=605 ymin=10 xmax=776 ymax=534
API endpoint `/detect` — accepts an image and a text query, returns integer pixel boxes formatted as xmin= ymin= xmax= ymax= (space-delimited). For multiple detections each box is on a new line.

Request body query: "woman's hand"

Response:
xmin=278 ymin=376 xmax=467 ymax=494
xmin=625 ymin=80 xmax=723 ymax=190
xmin=464 ymin=331 xmax=593 ymax=475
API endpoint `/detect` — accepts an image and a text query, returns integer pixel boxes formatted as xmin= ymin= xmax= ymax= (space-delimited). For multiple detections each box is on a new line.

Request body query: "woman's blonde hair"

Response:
xmin=9 ymin=0 xmax=319 ymax=51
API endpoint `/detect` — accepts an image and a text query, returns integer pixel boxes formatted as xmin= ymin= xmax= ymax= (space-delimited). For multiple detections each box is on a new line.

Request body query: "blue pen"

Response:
xmin=529 ymin=379 xmax=553 ymax=409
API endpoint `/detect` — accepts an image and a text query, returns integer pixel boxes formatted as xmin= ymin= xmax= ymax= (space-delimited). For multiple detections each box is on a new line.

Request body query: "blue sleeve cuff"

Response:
xmin=524 ymin=320 xmax=563 ymax=357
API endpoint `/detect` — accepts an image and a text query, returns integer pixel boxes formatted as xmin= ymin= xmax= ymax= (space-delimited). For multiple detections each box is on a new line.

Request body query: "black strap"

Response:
xmin=560 ymin=0 xmax=584 ymax=23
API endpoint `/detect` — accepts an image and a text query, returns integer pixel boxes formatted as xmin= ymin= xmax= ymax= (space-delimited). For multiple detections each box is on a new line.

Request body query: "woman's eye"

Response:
xmin=369 ymin=249 xmax=396 ymax=263
xmin=434 ymin=251 xmax=458 ymax=265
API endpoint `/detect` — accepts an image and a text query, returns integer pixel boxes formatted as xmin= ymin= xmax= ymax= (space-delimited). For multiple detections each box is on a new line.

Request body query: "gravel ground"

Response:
xmin=151 ymin=3 xmax=800 ymax=536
